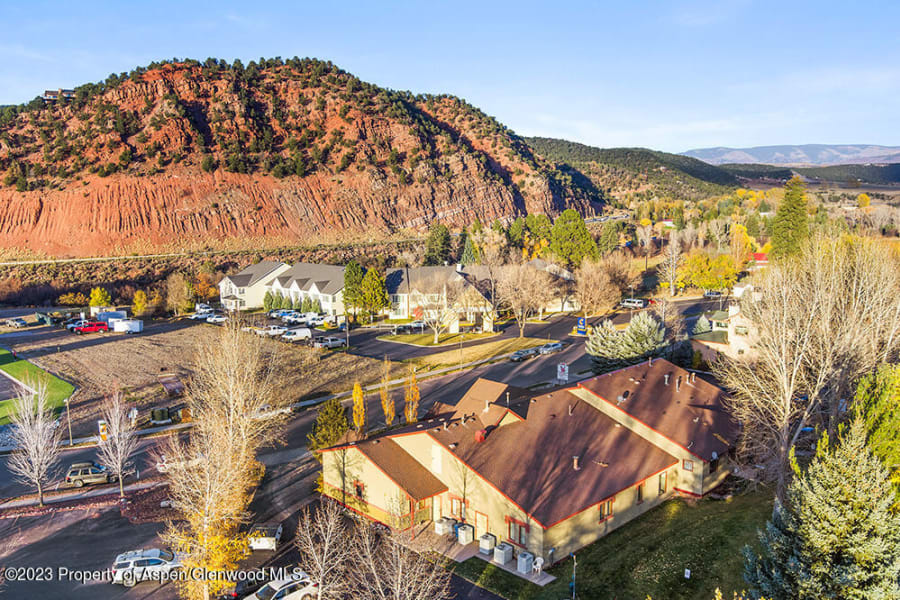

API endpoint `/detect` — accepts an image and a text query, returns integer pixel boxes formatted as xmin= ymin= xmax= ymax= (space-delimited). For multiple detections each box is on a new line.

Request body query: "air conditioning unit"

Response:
xmin=517 ymin=551 xmax=534 ymax=574
xmin=457 ymin=524 xmax=475 ymax=545
xmin=434 ymin=517 xmax=456 ymax=536
xmin=479 ymin=533 xmax=496 ymax=555
xmin=493 ymin=542 xmax=513 ymax=565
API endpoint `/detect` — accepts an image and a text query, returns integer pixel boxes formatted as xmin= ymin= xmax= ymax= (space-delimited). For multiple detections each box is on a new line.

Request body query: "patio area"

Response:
xmin=408 ymin=522 xmax=556 ymax=587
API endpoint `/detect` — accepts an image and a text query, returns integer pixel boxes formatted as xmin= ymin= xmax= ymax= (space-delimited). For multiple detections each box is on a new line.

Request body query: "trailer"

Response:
xmin=96 ymin=310 xmax=128 ymax=323
xmin=112 ymin=319 xmax=143 ymax=334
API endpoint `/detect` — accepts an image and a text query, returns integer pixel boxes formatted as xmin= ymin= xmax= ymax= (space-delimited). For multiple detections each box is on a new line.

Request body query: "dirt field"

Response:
xmin=4 ymin=319 xmax=391 ymax=438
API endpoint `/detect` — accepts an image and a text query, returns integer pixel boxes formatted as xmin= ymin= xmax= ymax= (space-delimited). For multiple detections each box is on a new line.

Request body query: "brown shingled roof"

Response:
xmin=356 ymin=438 xmax=447 ymax=502
xmin=429 ymin=388 xmax=678 ymax=528
xmin=578 ymin=359 xmax=736 ymax=461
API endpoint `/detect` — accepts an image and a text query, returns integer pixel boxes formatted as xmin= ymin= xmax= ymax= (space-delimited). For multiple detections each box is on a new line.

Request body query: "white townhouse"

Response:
xmin=265 ymin=262 xmax=347 ymax=317
xmin=218 ymin=261 xmax=290 ymax=311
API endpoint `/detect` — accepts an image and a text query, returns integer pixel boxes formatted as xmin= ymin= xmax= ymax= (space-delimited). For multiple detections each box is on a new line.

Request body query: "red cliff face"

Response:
xmin=0 ymin=59 xmax=599 ymax=256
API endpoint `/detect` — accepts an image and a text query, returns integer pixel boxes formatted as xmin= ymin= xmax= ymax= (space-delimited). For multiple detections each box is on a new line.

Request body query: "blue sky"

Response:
xmin=1 ymin=0 xmax=897 ymax=152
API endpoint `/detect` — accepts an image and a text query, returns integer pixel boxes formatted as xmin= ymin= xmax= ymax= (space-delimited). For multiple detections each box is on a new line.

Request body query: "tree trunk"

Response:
xmin=37 ymin=480 xmax=43 ymax=507
xmin=119 ymin=475 xmax=125 ymax=499
xmin=433 ymin=330 xmax=440 ymax=345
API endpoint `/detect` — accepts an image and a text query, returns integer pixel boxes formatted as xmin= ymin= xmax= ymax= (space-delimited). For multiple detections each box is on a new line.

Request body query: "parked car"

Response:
xmin=219 ymin=579 xmax=266 ymax=599
xmin=510 ymin=347 xmax=539 ymax=362
xmin=111 ymin=548 xmax=184 ymax=587
xmin=539 ymin=342 xmax=564 ymax=355
xmin=306 ymin=315 xmax=326 ymax=327
xmin=620 ymin=298 xmax=648 ymax=309
xmin=313 ymin=336 xmax=347 ymax=349
xmin=206 ymin=314 xmax=228 ymax=324
xmin=4 ymin=317 xmax=27 ymax=328
xmin=188 ymin=310 xmax=213 ymax=320
xmin=248 ymin=522 xmax=283 ymax=551
xmin=72 ymin=321 xmax=108 ymax=334
xmin=409 ymin=320 xmax=426 ymax=330
xmin=703 ymin=290 xmax=724 ymax=298
xmin=195 ymin=303 xmax=213 ymax=313
xmin=257 ymin=325 xmax=288 ymax=337
xmin=282 ymin=328 xmax=313 ymax=343
xmin=267 ymin=309 xmax=293 ymax=319
xmin=66 ymin=319 xmax=89 ymax=331
xmin=247 ymin=575 xmax=317 ymax=600
xmin=65 ymin=461 xmax=116 ymax=487
xmin=283 ymin=313 xmax=306 ymax=325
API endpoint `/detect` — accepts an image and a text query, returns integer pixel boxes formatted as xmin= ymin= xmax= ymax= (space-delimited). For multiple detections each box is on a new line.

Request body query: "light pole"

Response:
xmin=64 ymin=395 xmax=73 ymax=446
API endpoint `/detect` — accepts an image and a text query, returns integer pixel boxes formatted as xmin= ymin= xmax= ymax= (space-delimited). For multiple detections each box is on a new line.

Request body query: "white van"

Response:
xmin=282 ymin=328 xmax=313 ymax=343
xmin=621 ymin=298 xmax=648 ymax=309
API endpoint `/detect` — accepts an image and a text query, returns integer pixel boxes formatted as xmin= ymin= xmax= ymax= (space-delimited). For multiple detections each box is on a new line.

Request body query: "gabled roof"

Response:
xmin=269 ymin=263 xmax=345 ymax=295
xmin=385 ymin=266 xmax=466 ymax=295
xmin=578 ymin=359 xmax=736 ymax=461
xmin=223 ymin=261 xmax=287 ymax=288
xmin=356 ymin=438 xmax=447 ymax=501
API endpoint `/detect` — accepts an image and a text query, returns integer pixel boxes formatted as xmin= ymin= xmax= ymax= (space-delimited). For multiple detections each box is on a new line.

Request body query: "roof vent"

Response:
xmin=616 ymin=395 xmax=625 ymax=405
xmin=443 ymin=421 xmax=449 ymax=431
xmin=648 ymin=356 xmax=653 ymax=366
xmin=676 ymin=376 xmax=682 ymax=392
xmin=573 ymin=456 xmax=581 ymax=471
xmin=664 ymin=373 xmax=670 ymax=386
xmin=568 ymin=404 xmax=574 ymax=416
xmin=711 ymin=451 xmax=718 ymax=460
xmin=483 ymin=399 xmax=490 ymax=413
xmin=475 ymin=429 xmax=487 ymax=443
xmin=449 ymin=442 xmax=458 ymax=449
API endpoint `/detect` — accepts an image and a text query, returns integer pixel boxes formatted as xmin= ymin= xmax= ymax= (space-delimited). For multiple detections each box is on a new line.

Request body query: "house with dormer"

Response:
xmin=319 ymin=358 xmax=736 ymax=564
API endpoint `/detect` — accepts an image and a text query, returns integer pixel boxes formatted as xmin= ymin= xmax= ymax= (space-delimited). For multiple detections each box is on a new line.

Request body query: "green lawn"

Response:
xmin=448 ymin=490 xmax=773 ymax=600
xmin=0 ymin=349 xmax=75 ymax=424
xmin=409 ymin=337 xmax=547 ymax=371
xmin=378 ymin=332 xmax=498 ymax=347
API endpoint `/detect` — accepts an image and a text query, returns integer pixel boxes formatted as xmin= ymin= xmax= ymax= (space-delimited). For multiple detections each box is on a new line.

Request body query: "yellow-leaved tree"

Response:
xmin=404 ymin=365 xmax=419 ymax=424
xmin=132 ymin=290 xmax=148 ymax=316
xmin=89 ymin=287 xmax=112 ymax=308
xmin=380 ymin=358 xmax=395 ymax=427
xmin=352 ymin=381 xmax=366 ymax=437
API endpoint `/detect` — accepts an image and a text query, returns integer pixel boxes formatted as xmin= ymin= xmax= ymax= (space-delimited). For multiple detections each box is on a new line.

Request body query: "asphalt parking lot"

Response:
xmin=0 ymin=370 xmax=19 ymax=402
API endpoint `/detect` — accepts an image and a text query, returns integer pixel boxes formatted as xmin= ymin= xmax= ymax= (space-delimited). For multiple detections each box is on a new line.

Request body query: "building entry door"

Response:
xmin=475 ymin=511 xmax=488 ymax=539
xmin=432 ymin=496 xmax=442 ymax=522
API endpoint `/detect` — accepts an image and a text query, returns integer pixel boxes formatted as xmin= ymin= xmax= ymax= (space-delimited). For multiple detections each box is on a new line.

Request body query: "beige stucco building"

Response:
xmin=320 ymin=359 xmax=736 ymax=564
xmin=691 ymin=303 xmax=758 ymax=362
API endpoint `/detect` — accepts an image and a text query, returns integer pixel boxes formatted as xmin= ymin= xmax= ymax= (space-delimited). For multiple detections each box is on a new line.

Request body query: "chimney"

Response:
xmin=506 ymin=391 xmax=510 ymax=406
xmin=568 ymin=404 xmax=574 ymax=416
xmin=483 ymin=399 xmax=490 ymax=413
xmin=648 ymin=356 xmax=653 ymax=366
xmin=691 ymin=372 xmax=696 ymax=383
xmin=676 ymin=376 xmax=682 ymax=392
xmin=573 ymin=456 xmax=581 ymax=471
xmin=664 ymin=373 xmax=670 ymax=386
xmin=456 ymin=263 xmax=463 ymax=272
xmin=443 ymin=421 xmax=449 ymax=431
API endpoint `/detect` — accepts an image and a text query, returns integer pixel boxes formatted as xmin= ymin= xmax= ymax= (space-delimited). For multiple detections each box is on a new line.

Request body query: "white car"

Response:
xmin=313 ymin=336 xmax=346 ymax=349
xmin=189 ymin=311 xmax=213 ymax=320
xmin=409 ymin=320 xmax=426 ymax=331
xmin=257 ymin=325 xmax=288 ymax=337
xmin=206 ymin=314 xmax=227 ymax=324
xmin=5 ymin=317 xmax=27 ymax=328
xmin=112 ymin=548 xmax=184 ymax=587
xmin=66 ymin=319 xmax=89 ymax=331
xmin=248 ymin=523 xmax=283 ymax=551
xmin=282 ymin=328 xmax=313 ymax=343
xmin=249 ymin=575 xmax=317 ymax=600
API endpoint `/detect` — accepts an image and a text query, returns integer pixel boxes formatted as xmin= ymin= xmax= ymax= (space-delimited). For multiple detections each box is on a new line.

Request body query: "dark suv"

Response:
xmin=66 ymin=461 xmax=116 ymax=487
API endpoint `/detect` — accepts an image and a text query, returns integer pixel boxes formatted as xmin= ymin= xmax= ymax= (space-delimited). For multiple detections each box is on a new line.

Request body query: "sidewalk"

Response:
xmin=0 ymin=480 xmax=161 ymax=511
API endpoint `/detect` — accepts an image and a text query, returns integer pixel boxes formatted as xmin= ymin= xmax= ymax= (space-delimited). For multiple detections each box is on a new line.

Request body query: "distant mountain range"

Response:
xmin=682 ymin=144 xmax=900 ymax=166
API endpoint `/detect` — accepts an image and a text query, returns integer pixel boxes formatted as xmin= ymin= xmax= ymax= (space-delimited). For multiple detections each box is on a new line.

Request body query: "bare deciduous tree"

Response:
xmin=656 ymin=232 xmax=682 ymax=297
xmin=497 ymin=264 xmax=554 ymax=337
xmin=636 ymin=224 xmax=654 ymax=270
xmin=295 ymin=499 xmax=353 ymax=600
xmin=352 ymin=522 xmax=453 ymax=600
xmin=7 ymin=381 xmax=61 ymax=506
xmin=97 ymin=391 xmax=139 ymax=499
xmin=470 ymin=227 xmax=509 ymax=322
xmin=411 ymin=275 xmax=465 ymax=344
xmin=575 ymin=259 xmax=621 ymax=316
xmin=714 ymin=235 xmax=900 ymax=502
xmin=601 ymin=251 xmax=638 ymax=295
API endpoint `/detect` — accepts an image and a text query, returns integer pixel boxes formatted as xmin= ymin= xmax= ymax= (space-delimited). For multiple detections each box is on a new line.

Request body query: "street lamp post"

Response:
xmin=64 ymin=396 xmax=73 ymax=446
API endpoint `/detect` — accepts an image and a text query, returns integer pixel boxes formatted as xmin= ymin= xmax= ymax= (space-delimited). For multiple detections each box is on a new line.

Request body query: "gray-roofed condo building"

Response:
xmin=265 ymin=262 xmax=347 ymax=317
xmin=218 ymin=261 xmax=290 ymax=310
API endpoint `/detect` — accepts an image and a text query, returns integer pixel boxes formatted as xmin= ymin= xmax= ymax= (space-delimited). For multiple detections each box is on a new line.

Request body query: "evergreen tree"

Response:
xmin=597 ymin=221 xmax=620 ymax=255
xmin=301 ymin=297 xmax=313 ymax=312
xmin=293 ymin=296 xmax=303 ymax=311
xmin=343 ymin=260 xmax=365 ymax=318
xmin=313 ymin=298 xmax=322 ymax=313
xmin=263 ymin=290 xmax=274 ymax=311
xmin=359 ymin=269 xmax=389 ymax=320
xmin=853 ymin=364 xmax=900 ymax=503
xmin=744 ymin=418 xmax=900 ymax=600
xmin=771 ymin=177 xmax=809 ymax=259
xmin=307 ymin=397 xmax=350 ymax=462
xmin=460 ymin=234 xmax=478 ymax=265
xmin=508 ymin=217 xmax=526 ymax=247
xmin=692 ymin=314 xmax=712 ymax=335
xmin=549 ymin=209 xmax=598 ymax=267
xmin=525 ymin=213 xmax=552 ymax=240
xmin=424 ymin=223 xmax=452 ymax=265
xmin=673 ymin=205 xmax=685 ymax=230
xmin=586 ymin=312 xmax=666 ymax=374
xmin=745 ymin=212 xmax=761 ymax=240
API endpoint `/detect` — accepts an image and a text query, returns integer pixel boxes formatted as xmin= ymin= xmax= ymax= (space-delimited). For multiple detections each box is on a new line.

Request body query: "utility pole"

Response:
xmin=64 ymin=395 xmax=73 ymax=446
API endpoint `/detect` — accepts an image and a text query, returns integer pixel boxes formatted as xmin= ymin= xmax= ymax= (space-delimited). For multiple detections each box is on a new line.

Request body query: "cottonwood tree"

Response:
xmin=295 ymin=499 xmax=353 ymax=600
xmin=412 ymin=275 xmax=464 ymax=344
xmin=744 ymin=418 xmax=900 ymax=600
xmin=352 ymin=382 xmax=366 ymax=437
xmin=635 ymin=224 xmax=654 ymax=270
xmin=496 ymin=263 xmax=554 ymax=337
xmin=352 ymin=522 xmax=453 ymax=600
xmin=575 ymin=258 xmax=621 ymax=316
xmin=381 ymin=358 xmax=395 ymax=427
xmin=8 ymin=382 xmax=61 ymax=507
xmin=97 ymin=391 xmax=139 ymax=499
xmin=714 ymin=235 xmax=900 ymax=501
xmin=404 ymin=365 xmax=419 ymax=424
xmin=656 ymin=233 xmax=682 ymax=297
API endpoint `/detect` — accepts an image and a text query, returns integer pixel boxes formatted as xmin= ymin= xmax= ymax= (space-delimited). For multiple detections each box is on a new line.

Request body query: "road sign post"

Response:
xmin=557 ymin=363 xmax=569 ymax=383
xmin=98 ymin=419 xmax=108 ymax=442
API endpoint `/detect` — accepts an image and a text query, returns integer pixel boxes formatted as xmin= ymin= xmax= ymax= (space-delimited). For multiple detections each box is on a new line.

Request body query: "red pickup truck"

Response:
xmin=72 ymin=321 xmax=108 ymax=335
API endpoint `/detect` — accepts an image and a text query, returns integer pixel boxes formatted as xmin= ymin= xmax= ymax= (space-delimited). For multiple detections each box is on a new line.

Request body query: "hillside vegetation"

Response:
xmin=720 ymin=162 xmax=900 ymax=186
xmin=526 ymin=137 xmax=737 ymax=203
xmin=0 ymin=58 xmax=600 ymax=256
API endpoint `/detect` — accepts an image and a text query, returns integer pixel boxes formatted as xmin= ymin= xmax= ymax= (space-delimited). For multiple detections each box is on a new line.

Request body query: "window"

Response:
xmin=636 ymin=482 xmax=645 ymax=504
xmin=508 ymin=519 xmax=528 ymax=546
xmin=659 ymin=471 xmax=668 ymax=494
xmin=683 ymin=459 xmax=694 ymax=472
xmin=735 ymin=326 xmax=749 ymax=336
xmin=599 ymin=498 xmax=614 ymax=521
xmin=239 ymin=288 xmax=246 ymax=294
xmin=450 ymin=497 xmax=465 ymax=519
xmin=353 ymin=481 xmax=364 ymax=499
xmin=709 ymin=458 xmax=719 ymax=473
